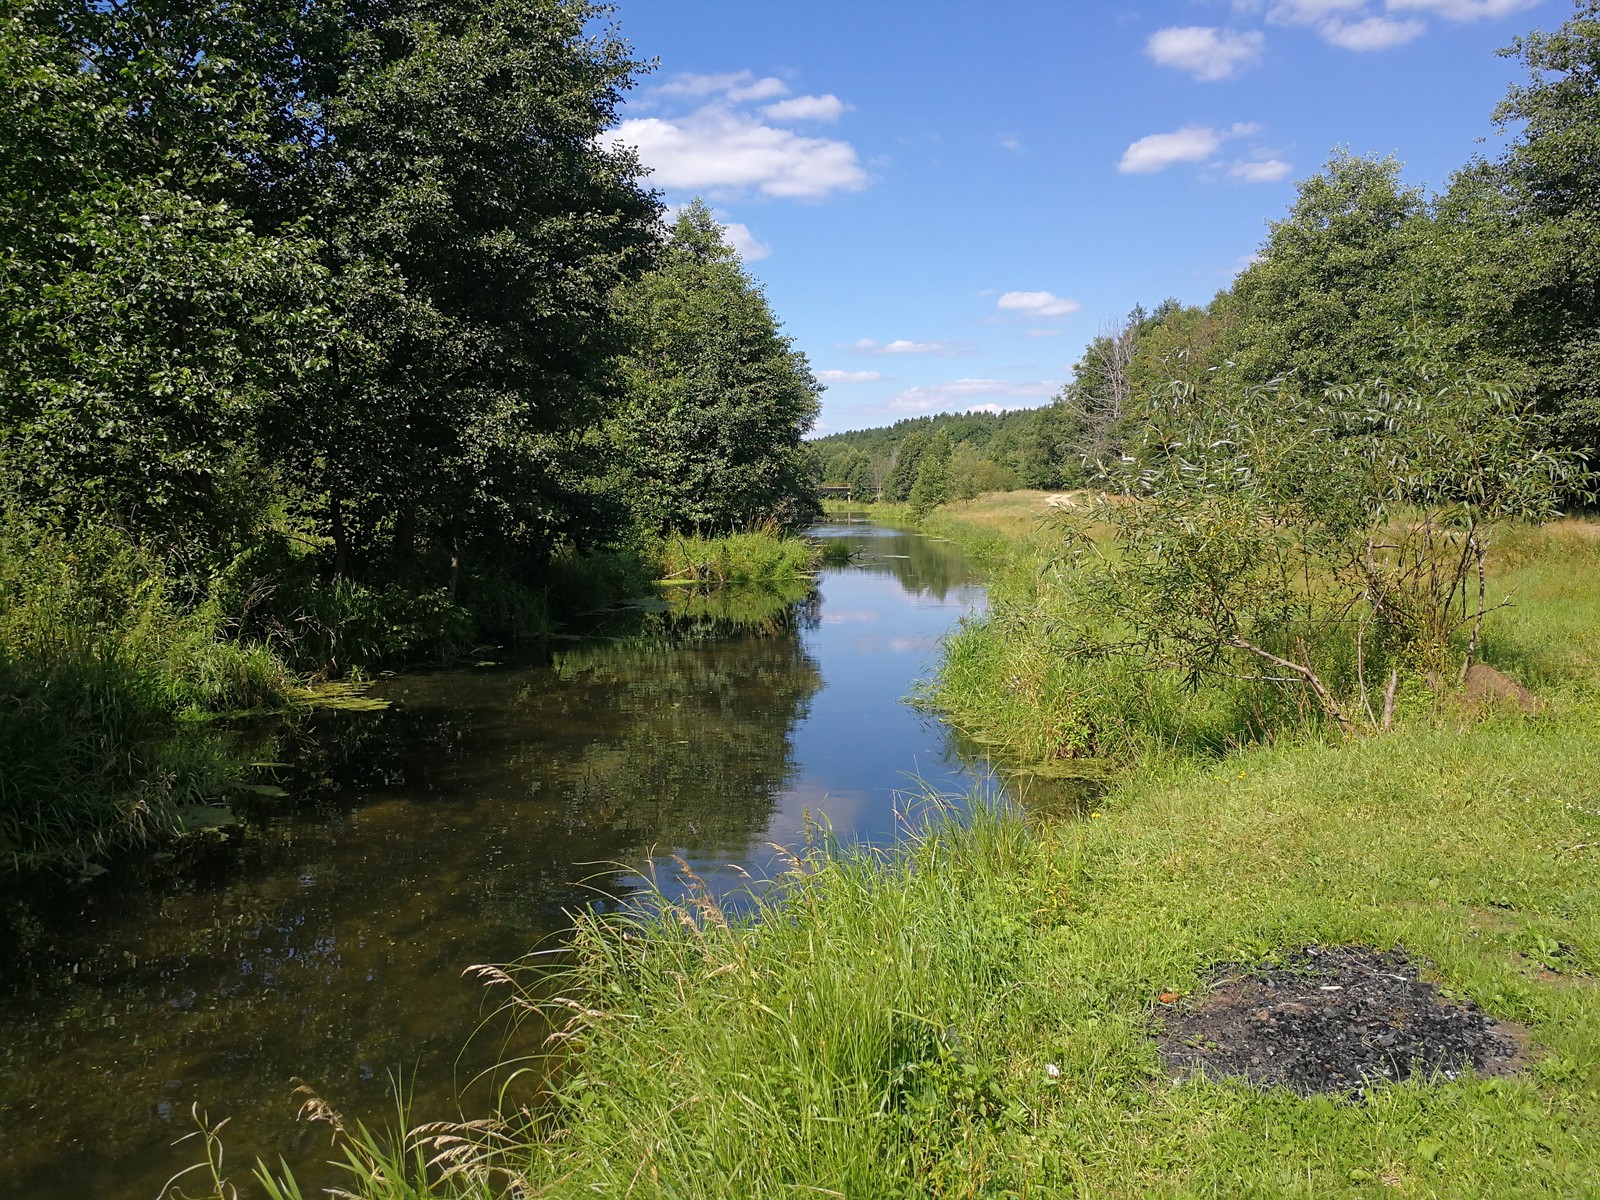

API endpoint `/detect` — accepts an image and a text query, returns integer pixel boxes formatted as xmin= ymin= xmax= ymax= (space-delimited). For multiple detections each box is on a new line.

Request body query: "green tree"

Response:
xmin=1484 ymin=0 xmax=1600 ymax=452
xmin=1062 ymin=368 xmax=1582 ymax=737
xmin=1224 ymin=151 xmax=1425 ymax=388
xmin=908 ymin=430 xmax=954 ymax=516
xmin=882 ymin=430 xmax=929 ymax=502
xmin=609 ymin=200 xmax=821 ymax=532
xmin=257 ymin=0 xmax=660 ymax=581
xmin=1015 ymin=400 xmax=1085 ymax=490
xmin=0 ymin=0 xmax=324 ymax=556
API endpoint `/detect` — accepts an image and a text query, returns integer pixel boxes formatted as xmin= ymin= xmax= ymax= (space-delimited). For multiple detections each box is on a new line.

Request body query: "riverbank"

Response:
xmin=284 ymin=496 xmax=1600 ymax=1198
xmin=0 ymin=525 xmax=821 ymax=876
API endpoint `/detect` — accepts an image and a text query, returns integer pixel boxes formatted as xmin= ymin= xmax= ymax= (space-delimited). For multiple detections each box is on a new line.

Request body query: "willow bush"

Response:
xmin=1055 ymin=366 xmax=1585 ymax=739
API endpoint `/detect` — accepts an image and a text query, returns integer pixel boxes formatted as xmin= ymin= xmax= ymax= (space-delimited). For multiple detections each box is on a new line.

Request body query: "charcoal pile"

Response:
xmin=1155 ymin=945 xmax=1524 ymax=1095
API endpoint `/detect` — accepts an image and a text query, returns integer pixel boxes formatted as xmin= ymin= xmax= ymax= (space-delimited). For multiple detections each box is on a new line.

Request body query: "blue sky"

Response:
xmin=606 ymin=0 xmax=1556 ymax=435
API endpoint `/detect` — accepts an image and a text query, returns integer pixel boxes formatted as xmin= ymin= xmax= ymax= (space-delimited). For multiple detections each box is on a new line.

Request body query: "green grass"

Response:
xmin=649 ymin=528 xmax=820 ymax=584
xmin=0 ymin=519 xmax=296 ymax=873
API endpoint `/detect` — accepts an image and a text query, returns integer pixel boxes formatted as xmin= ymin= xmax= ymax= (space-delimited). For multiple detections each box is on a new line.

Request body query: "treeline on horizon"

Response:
xmin=812 ymin=3 xmax=1600 ymax=513
xmin=0 ymin=0 xmax=821 ymax=869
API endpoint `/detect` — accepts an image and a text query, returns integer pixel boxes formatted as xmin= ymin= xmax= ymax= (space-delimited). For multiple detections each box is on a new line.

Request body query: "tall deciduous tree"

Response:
xmin=0 ymin=0 xmax=324 ymax=556
xmin=609 ymin=200 xmax=821 ymax=532
xmin=1224 ymin=151 xmax=1424 ymax=388
xmin=257 ymin=0 xmax=661 ymax=580
xmin=1486 ymin=0 xmax=1600 ymax=452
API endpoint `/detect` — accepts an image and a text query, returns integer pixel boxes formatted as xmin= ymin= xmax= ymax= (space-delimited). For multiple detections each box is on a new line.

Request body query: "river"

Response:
xmin=0 ymin=519 xmax=1001 ymax=1199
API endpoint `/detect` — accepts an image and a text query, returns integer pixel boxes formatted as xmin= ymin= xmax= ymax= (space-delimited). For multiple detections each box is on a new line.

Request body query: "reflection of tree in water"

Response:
xmin=0 ymin=590 xmax=822 ymax=1200
xmin=543 ymin=626 xmax=821 ymax=853
xmin=817 ymin=525 xmax=980 ymax=600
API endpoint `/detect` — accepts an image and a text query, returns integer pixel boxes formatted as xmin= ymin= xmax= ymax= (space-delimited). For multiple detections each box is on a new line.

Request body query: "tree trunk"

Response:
xmin=448 ymin=523 xmax=461 ymax=601
xmin=330 ymin=490 xmax=351 ymax=580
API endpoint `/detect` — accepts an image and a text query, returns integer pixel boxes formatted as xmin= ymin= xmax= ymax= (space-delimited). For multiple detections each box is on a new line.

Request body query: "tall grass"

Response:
xmin=0 ymin=519 xmax=294 ymax=871
xmin=650 ymin=527 xmax=819 ymax=584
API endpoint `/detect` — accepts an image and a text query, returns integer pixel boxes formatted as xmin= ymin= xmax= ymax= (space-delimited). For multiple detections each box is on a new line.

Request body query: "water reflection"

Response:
xmin=0 ymin=521 xmax=994 ymax=1200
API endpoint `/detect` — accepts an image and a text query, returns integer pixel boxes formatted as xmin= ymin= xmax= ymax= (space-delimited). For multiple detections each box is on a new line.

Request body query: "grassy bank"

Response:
xmin=650 ymin=528 xmax=820 ymax=584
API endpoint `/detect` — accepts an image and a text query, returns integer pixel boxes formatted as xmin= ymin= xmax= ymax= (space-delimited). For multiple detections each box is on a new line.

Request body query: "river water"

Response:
xmin=0 ymin=520 xmax=1000 ymax=1199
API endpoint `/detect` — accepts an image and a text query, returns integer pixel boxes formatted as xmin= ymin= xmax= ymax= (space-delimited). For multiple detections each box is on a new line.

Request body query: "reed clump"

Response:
xmin=650 ymin=526 xmax=820 ymax=584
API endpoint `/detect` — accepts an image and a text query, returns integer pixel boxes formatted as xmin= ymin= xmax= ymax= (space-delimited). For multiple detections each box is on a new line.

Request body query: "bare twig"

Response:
xmin=1225 ymin=637 xmax=1353 ymax=736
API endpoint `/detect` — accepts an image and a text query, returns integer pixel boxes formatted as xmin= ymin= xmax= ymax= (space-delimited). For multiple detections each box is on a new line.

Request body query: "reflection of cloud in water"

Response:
xmin=821 ymin=610 xmax=882 ymax=624
xmin=842 ymin=634 xmax=940 ymax=655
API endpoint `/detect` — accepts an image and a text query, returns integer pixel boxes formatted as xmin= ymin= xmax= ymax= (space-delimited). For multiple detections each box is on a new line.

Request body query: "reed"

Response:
xmin=0 ymin=518 xmax=295 ymax=872
xmin=649 ymin=527 xmax=819 ymax=584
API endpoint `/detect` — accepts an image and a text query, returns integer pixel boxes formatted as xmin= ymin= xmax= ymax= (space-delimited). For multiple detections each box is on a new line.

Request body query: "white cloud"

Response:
xmin=1229 ymin=158 xmax=1293 ymax=182
xmin=997 ymin=290 xmax=1081 ymax=318
xmin=1319 ymin=15 xmax=1426 ymax=48
xmin=720 ymin=221 xmax=771 ymax=261
xmin=1386 ymin=0 xmax=1535 ymax=19
xmin=1120 ymin=123 xmax=1267 ymax=175
xmin=841 ymin=338 xmax=958 ymax=355
xmin=761 ymin=94 xmax=848 ymax=122
xmin=1118 ymin=126 xmax=1226 ymax=174
xmin=1146 ymin=27 xmax=1267 ymax=81
xmin=815 ymin=369 xmax=885 ymax=384
xmin=888 ymin=378 xmax=1060 ymax=413
xmin=996 ymin=132 xmax=1024 ymax=153
xmin=611 ymin=106 xmax=868 ymax=199
xmin=1264 ymin=0 xmax=1366 ymax=22
xmin=658 ymin=71 xmax=789 ymax=103
xmin=1260 ymin=0 xmax=1480 ymax=50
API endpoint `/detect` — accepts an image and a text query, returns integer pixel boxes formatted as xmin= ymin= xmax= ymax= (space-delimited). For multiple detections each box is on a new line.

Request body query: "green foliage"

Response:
xmin=907 ymin=429 xmax=954 ymax=515
xmin=256 ymin=0 xmax=661 ymax=580
xmin=0 ymin=517 xmax=291 ymax=872
xmin=1 ymin=0 xmax=665 ymax=584
xmin=881 ymin=429 xmax=929 ymax=502
xmin=1486 ymin=0 xmax=1600 ymax=451
xmin=609 ymin=200 xmax=822 ymax=533
xmin=1224 ymin=151 xmax=1424 ymax=388
xmin=814 ymin=408 xmax=1052 ymax=500
xmin=650 ymin=528 xmax=820 ymax=584
xmin=1057 ymin=369 xmax=1581 ymax=737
